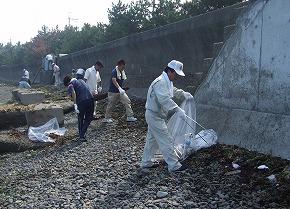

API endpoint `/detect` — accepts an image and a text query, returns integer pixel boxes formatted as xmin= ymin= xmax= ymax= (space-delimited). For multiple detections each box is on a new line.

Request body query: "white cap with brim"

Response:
xmin=76 ymin=68 xmax=85 ymax=75
xmin=167 ymin=60 xmax=185 ymax=76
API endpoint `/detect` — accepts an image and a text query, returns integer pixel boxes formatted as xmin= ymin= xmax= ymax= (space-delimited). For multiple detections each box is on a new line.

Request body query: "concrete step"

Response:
xmin=12 ymin=89 xmax=45 ymax=105
xmin=213 ymin=42 xmax=224 ymax=57
xmin=224 ymin=24 xmax=236 ymax=41
xmin=194 ymin=72 xmax=204 ymax=81
xmin=25 ymin=103 xmax=64 ymax=127
xmin=225 ymin=3 xmax=249 ymax=25
xmin=203 ymin=58 xmax=214 ymax=71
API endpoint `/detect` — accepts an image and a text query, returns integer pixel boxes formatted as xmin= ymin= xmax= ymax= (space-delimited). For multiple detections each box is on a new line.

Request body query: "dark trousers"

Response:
xmin=77 ymin=99 xmax=94 ymax=139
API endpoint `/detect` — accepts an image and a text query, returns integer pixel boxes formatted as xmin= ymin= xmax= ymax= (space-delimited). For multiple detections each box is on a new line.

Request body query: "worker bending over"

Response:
xmin=141 ymin=60 xmax=193 ymax=172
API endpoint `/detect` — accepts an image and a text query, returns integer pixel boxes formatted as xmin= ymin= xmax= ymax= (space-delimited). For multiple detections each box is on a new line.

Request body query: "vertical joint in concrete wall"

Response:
xmin=256 ymin=2 xmax=265 ymax=110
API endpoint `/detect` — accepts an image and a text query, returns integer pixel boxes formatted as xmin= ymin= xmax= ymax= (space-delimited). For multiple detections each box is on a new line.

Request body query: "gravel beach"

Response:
xmin=0 ymin=86 xmax=289 ymax=209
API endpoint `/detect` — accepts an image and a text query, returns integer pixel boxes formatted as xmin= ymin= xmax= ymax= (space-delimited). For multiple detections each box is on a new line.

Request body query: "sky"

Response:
xmin=0 ymin=0 xmax=133 ymax=45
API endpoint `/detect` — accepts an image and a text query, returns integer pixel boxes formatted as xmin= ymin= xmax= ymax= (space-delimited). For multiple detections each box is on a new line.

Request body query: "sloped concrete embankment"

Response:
xmin=195 ymin=0 xmax=290 ymax=160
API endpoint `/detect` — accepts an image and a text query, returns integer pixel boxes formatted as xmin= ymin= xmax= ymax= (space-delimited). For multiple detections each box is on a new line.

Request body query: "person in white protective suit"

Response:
xmin=141 ymin=60 xmax=193 ymax=172
xmin=52 ymin=63 xmax=61 ymax=86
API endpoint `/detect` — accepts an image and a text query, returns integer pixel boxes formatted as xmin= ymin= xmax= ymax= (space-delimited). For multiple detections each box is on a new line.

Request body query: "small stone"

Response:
xmin=134 ymin=192 xmax=141 ymax=198
xmin=172 ymin=201 xmax=179 ymax=206
xmin=217 ymin=191 xmax=225 ymax=199
xmin=184 ymin=201 xmax=195 ymax=206
xmin=98 ymin=190 xmax=107 ymax=195
xmin=157 ymin=191 xmax=168 ymax=198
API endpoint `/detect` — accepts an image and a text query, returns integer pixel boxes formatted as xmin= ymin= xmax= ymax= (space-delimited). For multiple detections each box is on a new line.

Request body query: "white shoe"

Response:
xmin=104 ymin=118 xmax=113 ymax=123
xmin=127 ymin=116 xmax=137 ymax=122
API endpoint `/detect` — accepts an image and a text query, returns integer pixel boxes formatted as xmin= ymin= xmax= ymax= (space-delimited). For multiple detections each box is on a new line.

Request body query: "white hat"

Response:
xmin=167 ymin=60 xmax=185 ymax=76
xmin=76 ymin=68 xmax=85 ymax=75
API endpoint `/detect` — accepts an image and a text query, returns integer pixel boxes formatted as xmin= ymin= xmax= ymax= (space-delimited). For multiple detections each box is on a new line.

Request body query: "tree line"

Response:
xmin=0 ymin=0 xmax=244 ymax=68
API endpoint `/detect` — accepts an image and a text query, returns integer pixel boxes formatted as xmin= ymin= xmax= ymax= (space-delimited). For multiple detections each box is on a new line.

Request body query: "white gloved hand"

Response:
xmin=98 ymin=87 xmax=102 ymax=93
xmin=176 ymin=107 xmax=187 ymax=120
xmin=184 ymin=92 xmax=193 ymax=100
xmin=118 ymin=87 xmax=125 ymax=95
xmin=74 ymin=104 xmax=80 ymax=114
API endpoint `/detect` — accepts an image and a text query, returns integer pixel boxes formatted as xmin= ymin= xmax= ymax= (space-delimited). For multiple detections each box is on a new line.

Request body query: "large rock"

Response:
xmin=25 ymin=103 xmax=64 ymax=127
xmin=12 ymin=89 xmax=45 ymax=105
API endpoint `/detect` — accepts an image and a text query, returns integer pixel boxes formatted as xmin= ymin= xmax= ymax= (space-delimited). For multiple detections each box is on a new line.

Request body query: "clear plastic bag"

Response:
xmin=28 ymin=118 xmax=66 ymax=142
xmin=168 ymin=98 xmax=196 ymax=145
xmin=168 ymin=98 xmax=218 ymax=161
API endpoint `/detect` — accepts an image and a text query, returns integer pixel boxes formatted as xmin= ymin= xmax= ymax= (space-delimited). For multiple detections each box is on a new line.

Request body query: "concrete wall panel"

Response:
xmin=196 ymin=104 xmax=290 ymax=159
xmin=195 ymin=0 xmax=290 ymax=160
xmin=258 ymin=1 xmax=290 ymax=114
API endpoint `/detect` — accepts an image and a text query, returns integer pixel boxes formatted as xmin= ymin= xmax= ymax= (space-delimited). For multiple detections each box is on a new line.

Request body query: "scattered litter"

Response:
xmin=28 ymin=118 xmax=66 ymax=142
xmin=232 ymin=162 xmax=240 ymax=169
xmin=267 ymin=174 xmax=277 ymax=184
xmin=257 ymin=165 xmax=269 ymax=170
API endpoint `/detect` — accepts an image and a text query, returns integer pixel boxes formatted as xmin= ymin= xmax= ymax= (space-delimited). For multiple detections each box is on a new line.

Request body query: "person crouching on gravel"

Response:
xmin=63 ymin=74 xmax=94 ymax=142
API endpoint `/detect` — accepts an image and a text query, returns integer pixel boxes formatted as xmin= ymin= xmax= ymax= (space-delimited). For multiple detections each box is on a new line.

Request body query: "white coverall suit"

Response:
xmin=141 ymin=72 xmax=186 ymax=172
xmin=53 ymin=64 xmax=61 ymax=86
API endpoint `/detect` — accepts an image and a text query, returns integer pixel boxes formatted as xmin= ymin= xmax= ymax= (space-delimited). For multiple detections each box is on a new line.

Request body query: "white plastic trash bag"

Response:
xmin=168 ymin=97 xmax=218 ymax=161
xmin=190 ymin=129 xmax=218 ymax=151
xmin=174 ymin=129 xmax=218 ymax=161
xmin=168 ymin=98 xmax=196 ymax=145
xmin=28 ymin=118 xmax=66 ymax=142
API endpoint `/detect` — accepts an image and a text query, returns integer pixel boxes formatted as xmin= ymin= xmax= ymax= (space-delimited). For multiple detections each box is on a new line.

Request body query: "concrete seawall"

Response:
xmin=195 ymin=0 xmax=290 ymax=160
